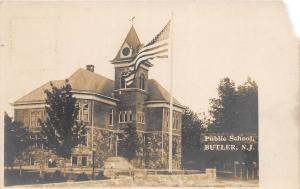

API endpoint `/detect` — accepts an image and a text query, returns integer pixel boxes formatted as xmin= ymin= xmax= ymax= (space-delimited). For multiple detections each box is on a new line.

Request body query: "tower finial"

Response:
xmin=129 ymin=16 xmax=135 ymax=26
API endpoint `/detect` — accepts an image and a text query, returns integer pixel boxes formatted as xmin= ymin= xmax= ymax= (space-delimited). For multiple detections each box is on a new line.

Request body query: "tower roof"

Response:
xmin=111 ymin=26 xmax=142 ymax=63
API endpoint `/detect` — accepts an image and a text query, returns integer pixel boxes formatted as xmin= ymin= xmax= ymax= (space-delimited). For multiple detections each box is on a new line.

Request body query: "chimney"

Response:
xmin=86 ymin=65 xmax=94 ymax=72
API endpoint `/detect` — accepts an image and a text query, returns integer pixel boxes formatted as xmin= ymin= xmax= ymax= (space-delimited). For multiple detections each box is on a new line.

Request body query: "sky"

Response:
xmin=0 ymin=1 xmax=299 ymax=116
xmin=283 ymin=0 xmax=300 ymax=37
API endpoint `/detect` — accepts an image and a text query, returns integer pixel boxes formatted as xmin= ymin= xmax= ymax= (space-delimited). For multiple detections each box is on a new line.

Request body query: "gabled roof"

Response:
xmin=14 ymin=68 xmax=115 ymax=104
xmin=147 ymin=79 xmax=182 ymax=106
xmin=68 ymin=68 xmax=114 ymax=97
xmin=14 ymin=80 xmax=65 ymax=104
xmin=111 ymin=26 xmax=142 ymax=63
xmin=14 ymin=68 xmax=182 ymax=107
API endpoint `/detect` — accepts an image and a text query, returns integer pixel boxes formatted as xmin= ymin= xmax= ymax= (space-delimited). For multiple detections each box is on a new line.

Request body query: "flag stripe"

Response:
xmin=125 ymin=50 xmax=169 ymax=83
xmin=125 ymin=51 xmax=169 ymax=83
xmin=124 ymin=20 xmax=171 ymax=86
xmin=128 ymin=40 xmax=168 ymax=66
xmin=134 ymin=49 xmax=168 ymax=69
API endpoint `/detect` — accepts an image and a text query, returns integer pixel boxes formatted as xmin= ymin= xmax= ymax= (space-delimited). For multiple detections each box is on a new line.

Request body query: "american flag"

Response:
xmin=123 ymin=20 xmax=171 ymax=86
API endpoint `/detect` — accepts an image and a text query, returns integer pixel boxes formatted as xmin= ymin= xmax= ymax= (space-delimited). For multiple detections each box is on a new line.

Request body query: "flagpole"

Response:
xmin=168 ymin=13 xmax=174 ymax=173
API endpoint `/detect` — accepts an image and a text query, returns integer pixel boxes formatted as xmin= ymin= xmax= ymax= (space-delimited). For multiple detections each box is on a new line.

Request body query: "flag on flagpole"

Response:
xmin=123 ymin=20 xmax=171 ymax=86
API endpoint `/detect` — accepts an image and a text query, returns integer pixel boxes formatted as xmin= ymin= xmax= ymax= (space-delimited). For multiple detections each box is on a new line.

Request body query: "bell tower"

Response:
xmin=111 ymin=26 xmax=152 ymax=131
xmin=111 ymin=26 xmax=152 ymax=92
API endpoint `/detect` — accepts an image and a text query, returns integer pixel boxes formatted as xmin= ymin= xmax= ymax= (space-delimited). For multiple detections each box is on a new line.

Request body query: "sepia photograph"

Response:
xmin=0 ymin=1 xmax=299 ymax=188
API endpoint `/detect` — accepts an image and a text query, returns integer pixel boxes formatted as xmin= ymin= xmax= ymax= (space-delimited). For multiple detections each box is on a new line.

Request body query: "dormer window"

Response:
xmin=139 ymin=74 xmax=145 ymax=90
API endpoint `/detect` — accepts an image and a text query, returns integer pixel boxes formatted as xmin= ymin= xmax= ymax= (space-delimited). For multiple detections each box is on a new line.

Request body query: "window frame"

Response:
xmin=30 ymin=110 xmax=44 ymax=128
xmin=119 ymin=111 xmax=133 ymax=123
xmin=81 ymin=156 xmax=88 ymax=167
xmin=82 ymin=103 xmax=89 ymax=122
xmin=120 ymin=75 xmax=126 ymax=89
xmin=139 ymin=74 xmax=145 ymax=90
xmin=109 ymin=109 xmax=114 ymax=126
xmin=137 ymin=111 xmax=145 ymax=124
xmin=119 ymin=112 xmax=124 ymax=123
xmin=129 ymin=111 xmax=133 ymax=122
xmin=71 ymin=156 xmax=78 ymax=167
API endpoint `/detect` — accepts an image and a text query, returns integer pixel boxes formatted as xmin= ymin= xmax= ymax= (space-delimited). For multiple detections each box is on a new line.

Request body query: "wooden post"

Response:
xmin=234 ymin=163 xmax=236 ymax=177
xmin=240 ymin=167 xmax=243 ymax=179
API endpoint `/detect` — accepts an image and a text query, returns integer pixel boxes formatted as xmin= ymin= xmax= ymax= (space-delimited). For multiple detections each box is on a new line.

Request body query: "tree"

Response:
xmin=206 ymin=77 xmax=258 ymax=171
xmin=4 ymin=112 xmax=30 ymax=170
xmin=236 ymin=77 xmax=258 ymax=133
xmin=208 ymin=77 xmax=258 ymax=133
xmin=209 ymin=77 xmax=237 ymax=133
xmin=118 ymin=124 xmax=139 ymax=160
xmin=181 ymin=106 xmax=204 ymax=169
xmin=40 ymin=80 xmax=86 ymax=173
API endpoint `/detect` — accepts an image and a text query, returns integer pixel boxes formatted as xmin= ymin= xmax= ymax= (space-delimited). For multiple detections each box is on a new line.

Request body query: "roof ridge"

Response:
xmin=73 ymin=68 xmax=114 ymax=82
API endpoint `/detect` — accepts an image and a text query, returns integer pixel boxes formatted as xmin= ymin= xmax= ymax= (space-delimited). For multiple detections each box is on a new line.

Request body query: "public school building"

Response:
xmin=13 ymin=26 xmax=183 ymax=169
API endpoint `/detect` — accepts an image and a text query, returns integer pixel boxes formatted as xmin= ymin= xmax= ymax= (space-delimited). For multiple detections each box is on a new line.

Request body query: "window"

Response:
xmin=81 ymin=156 xmax=87 ymax=166
xmin=30 ymin=134 xmax=43 ymax=149
xmin=119 ymin=111 xmax=133 ymax=123
xmin=173 ymin=114 xmax=176 ymax=129
xmin=124 ymin=112 xmax=128 ymax=122
xmin=82 ymin=134 xmax=87 ymax=146
xmin=76 ymin=102 xmax=90 ymax=122
xmin=173 ymin=140 xmax=178 ymax=156
xmin=30 ymin=110 xmax=44 ymax=127
xmin=72 ymin=156 xmax=77 ymax=167
xmin=30 ymin=112 xmax=37 ymax=127
xmin=165 ymin=111 xmax=180 ymax=129
xmin=29 ymin=156 xmax=35 ymax=166
xmin=82 ymin=103 xmax=89 ymax=122
xmin=109 ymin=136 xmax=113 ymax=151
xmin=137 ymin=112 xmax=145 ymax=124
xmin=120 ymin=76 xmax=126 ymax=89
xmin=129 ymin=112 xmax=133 ymax=122
xmin=76 ymin=103 xmax=80 ymax=120
xmin=137 ymin=112 xmax=141 ymax=123
xmin=76 ymin=133 xmax=87 ymax=147
xmin=109 ymin=109 xmax=114 ymax=126
xmin=119 ymin=112 xmax=124 ymax=123
xmin=139 ymin=74 xmax=145 ymax=90
xmin=142 ymin=112 xmax=145 ymax=123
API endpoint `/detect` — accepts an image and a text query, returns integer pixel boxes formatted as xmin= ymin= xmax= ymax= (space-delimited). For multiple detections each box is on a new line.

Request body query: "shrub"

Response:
xmin=51 ymin=170 xmax=66 ymax=183
xmin=96 ymin=171 xmax=107 ymax=180
xmin=76 ymin=172 xmax=89 ymax=181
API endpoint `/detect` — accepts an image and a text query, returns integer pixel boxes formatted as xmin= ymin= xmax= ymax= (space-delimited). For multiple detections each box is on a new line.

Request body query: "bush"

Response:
xmin=51 ymin=170 xmax=66 ymax=183
xmin=96 ymin=171 xmax=107 ymax=180
xmin=5 ymin=169 xmax=44 ymax=186
xmin=76 ymin=172 xmax=89 ymax=181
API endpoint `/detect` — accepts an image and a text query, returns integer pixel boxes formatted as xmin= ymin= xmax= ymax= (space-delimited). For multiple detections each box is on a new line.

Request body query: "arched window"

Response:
xmin=120 ymin=75 xmax=126 ymax=89
xmin=139 ymin=74 xmax=145 ymax=90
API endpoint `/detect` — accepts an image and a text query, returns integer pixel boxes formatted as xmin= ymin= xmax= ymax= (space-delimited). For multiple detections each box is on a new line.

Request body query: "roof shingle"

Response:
xmin=14 ymin=68 xmax=182 ymax=107
xmin=147 ymin=79 xmax=182 ymax=106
